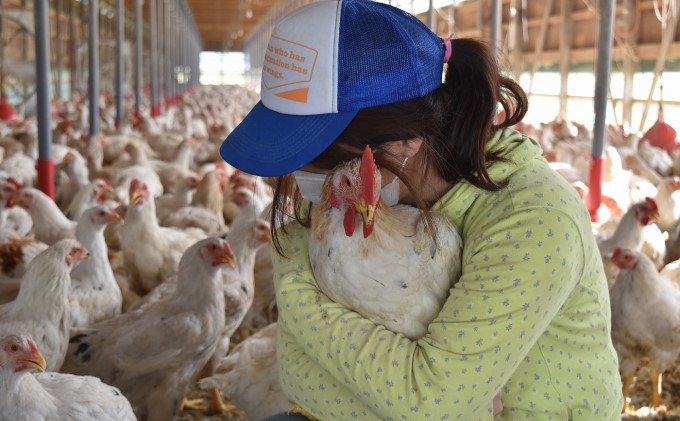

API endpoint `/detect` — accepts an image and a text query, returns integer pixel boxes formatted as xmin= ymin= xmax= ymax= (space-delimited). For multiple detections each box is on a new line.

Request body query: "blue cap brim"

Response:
xmin=220 ymin=101 xmax=359 ymax=177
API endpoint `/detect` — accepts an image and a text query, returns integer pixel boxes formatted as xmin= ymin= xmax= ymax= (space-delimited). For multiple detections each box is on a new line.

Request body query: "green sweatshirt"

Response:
xmin=273 ymin=128 xmax=623 ymax=420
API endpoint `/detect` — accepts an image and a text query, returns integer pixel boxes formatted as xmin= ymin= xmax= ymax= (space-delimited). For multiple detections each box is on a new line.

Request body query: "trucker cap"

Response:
xmin=220 ymin=0 xmax=446 ymax=176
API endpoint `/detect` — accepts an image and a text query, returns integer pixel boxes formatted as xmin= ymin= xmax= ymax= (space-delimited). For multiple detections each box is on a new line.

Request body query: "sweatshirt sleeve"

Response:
xmin=274 ymin=205 xmax=586 ymax=420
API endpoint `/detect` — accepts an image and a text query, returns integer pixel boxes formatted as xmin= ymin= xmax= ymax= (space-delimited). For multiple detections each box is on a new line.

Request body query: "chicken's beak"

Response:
xmin=651 ymin=209 xmax=660 ymax=221
xmin=354 ymin=200 xmax=375 ymax=228
xmin=7 ymin=194 xmax=25 ymax=208
xmin=104 ymin=185 xmax=115 ymax=199
xmin=130 ymin=191 xmax=142 ymax=206
xmin=258 ymin=230 xmax=273 ymax=243
xmin=220 ymin=247 xmax=237 ymax=268
xmin=17 ymin=351 xmax=47 ymax=372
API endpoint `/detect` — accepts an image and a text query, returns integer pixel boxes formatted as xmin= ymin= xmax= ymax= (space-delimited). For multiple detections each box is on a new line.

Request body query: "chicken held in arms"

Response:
xmin=309 ymin=145 xmax=463 ymax=340
xmin=61 ymin=237 xmax=236 ymax=421
xmin=0 ymin=334 xmax=136 ymax=421
xmin=609 ymin=247 xmax=680 ymax=413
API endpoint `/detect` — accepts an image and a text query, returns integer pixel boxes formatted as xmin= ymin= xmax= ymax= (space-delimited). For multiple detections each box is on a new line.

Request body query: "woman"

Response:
xmin=220 ymin=1 xmax=623 ymax=419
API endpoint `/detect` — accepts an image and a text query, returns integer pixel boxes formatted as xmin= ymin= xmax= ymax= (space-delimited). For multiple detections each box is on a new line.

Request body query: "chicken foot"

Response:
xmin=622 ymin=375 xmax=635 ymax=414
xmin=650 ymin=364 xmax=667 ymax=414
xmin=183 ymin=388 xmax=245 ymax=417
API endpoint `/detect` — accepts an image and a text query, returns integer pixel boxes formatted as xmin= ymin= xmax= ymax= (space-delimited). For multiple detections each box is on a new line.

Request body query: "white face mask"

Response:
xmin=293 ymin=170 xmax=326 ymax=204
xmin=293 ymin=157 xmax=408 ymax=206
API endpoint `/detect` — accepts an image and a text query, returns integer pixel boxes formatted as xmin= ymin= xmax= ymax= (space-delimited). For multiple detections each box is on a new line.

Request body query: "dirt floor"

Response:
xmin=615 ymin=355 xmax=680 ymax=421
xmin=172 ymin=327 xmax=680 ymax=421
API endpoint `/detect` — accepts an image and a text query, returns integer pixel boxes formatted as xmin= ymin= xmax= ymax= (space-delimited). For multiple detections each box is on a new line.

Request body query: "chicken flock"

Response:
xmin=0 ymin=85 xmax=679 ymax=420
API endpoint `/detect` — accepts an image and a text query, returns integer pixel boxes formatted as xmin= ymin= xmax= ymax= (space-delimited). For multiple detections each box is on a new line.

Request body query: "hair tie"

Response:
xmin=441 ymin=34 xmax=454 ymax=63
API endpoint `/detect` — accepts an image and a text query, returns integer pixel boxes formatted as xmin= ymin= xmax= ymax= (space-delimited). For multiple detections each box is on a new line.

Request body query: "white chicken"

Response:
xmin=0 ymin=227 xmax=48 ymax=289
xmin=9 ymin=187 xmax=77 ymax=245
xmin=309 ymin=146 xmax=463 ymax=340
xmin=70 ymin=206 xmax=123 ymax=328
xmin=129 ymin=200 xmax=271 ymax=415
xmin=55 ymin=150 xmax=90 ymax=212
xmin=61 ymin=237 xmax=236 ymax=421
xmin=120 ymin=179 xmax=206 ymax=295
xmin=0 ymin=177 xmax=32 ymax=235
xmin=155 ymin=174 xmax=199 ymax=222
xmin=110 ymin=143 xmax=163 ymax=205
xmin=204 ymin=208 xmax=271 ymax=377
xmin=64 ymin=177 xmax=115 ymax=221
xmin=199 ymin=322 xmax=290 ymax=420
xmin=652 ymin=176 xmax=680 ymax=234
xmin=608 ymin=247 xmax=680 ymax=412
xmin=0 ymin=334 xmax=136 ymax=421
xmin=0 ymin=239 xmax=88 ymax=371
xmin=597 ymin=197 xmax=661 ymax=287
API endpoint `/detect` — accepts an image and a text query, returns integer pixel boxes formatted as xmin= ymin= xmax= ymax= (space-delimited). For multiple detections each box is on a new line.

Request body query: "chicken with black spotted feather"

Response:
xmin=61 ymin=237 xmax=236 ymax=421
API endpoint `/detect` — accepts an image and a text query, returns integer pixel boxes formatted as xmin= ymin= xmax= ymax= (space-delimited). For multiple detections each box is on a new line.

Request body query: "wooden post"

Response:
xmin=527 ymin=0 xmax=555 ymax=96
xmin=558 ymin=0 xmax=573 ymax=116
xmin=621 ymin=0 xmax=639 ymax=130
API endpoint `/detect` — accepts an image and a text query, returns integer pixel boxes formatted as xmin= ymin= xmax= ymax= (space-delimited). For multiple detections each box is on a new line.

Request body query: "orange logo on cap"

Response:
xmin=275 ymin=87 xmax=309 ymax=103
xmin=262 ymin=36 xmax=317 ymax=104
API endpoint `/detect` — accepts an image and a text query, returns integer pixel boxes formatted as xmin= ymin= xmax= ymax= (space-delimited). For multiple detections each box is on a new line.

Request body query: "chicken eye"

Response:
xmin=10 ymin=344 xmax=18 ymax=352
xmin=210 ymin=244 xmax=217 ymax=250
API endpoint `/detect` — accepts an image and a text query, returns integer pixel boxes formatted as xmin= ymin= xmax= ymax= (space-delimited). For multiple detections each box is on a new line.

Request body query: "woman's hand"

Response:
xmin=493 ymin=393 xmax=503 ymax=416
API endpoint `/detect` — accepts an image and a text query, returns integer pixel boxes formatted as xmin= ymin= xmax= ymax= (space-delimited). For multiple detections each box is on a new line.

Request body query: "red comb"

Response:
xmin=6 ymin=177 xmax=22 ymax=190
xmin=229 ymin=169 xmax=242 ymax=182
xmin=359 ymin=146 xmax=376 ymax=205
xmin=27 ymin=339 xmax=39 ymax=353
xmin=645 ymin=197 xmax=658 ymax=211
xmin=130 ymin=179 xmax=140 ymax=191
xmin=612 ymin=248 xmax=622 ymax=259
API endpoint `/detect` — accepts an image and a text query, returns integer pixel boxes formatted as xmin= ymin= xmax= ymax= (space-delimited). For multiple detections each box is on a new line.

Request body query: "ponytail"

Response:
xmin=429 ymin=38 xmax=528 ymax=191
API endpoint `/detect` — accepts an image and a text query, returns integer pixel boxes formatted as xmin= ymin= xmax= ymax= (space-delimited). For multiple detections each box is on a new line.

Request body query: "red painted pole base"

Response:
xmin=37 ymin=159 xmax=55 ymax=200
xmin=151 ymin=103 xmax=162 ymax=117
xmin=585 ymin=156 xmax=605 ymax=222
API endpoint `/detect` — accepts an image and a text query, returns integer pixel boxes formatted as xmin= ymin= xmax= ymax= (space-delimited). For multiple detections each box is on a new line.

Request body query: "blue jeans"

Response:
xmin=259 ymin=412 xmax=312 ymax=421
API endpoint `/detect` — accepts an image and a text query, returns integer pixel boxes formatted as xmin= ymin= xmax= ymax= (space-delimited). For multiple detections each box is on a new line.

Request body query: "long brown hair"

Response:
xmin=270 ymin=38 xmax=528 ymax=254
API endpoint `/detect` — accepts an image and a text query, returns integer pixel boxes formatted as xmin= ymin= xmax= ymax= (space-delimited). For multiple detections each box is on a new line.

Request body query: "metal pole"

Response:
xmin=150 ymin=0 xmax=160 ymax=116
xmin=135 ymin=0 xmax=143 ymax=116
xmin=115 ymin=0 xmax=123 ymax=129
xmin=55 ymin=0 xmax=62 ymax=100
xmin=490 ymin=0 xmax=502 ymax=53
xmin=158 ymin=0 xmax=165 ymax=110
xmin=88 ymin=0 xmax=100 ymax=135
xmin=34 ymin=0 xmax=54 ymax=198
xmin=68 ymin=0 xmax=75 ymax=96
xmin=428 ymin=0 xmax=436 ymax=32
xmin=585 ymin=0 xmax=615 ymax=222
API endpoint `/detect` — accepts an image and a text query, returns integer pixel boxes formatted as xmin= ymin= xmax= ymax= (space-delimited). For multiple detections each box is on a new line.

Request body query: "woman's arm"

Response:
xmin=275 ymin=206 xmax=585 ymax=420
